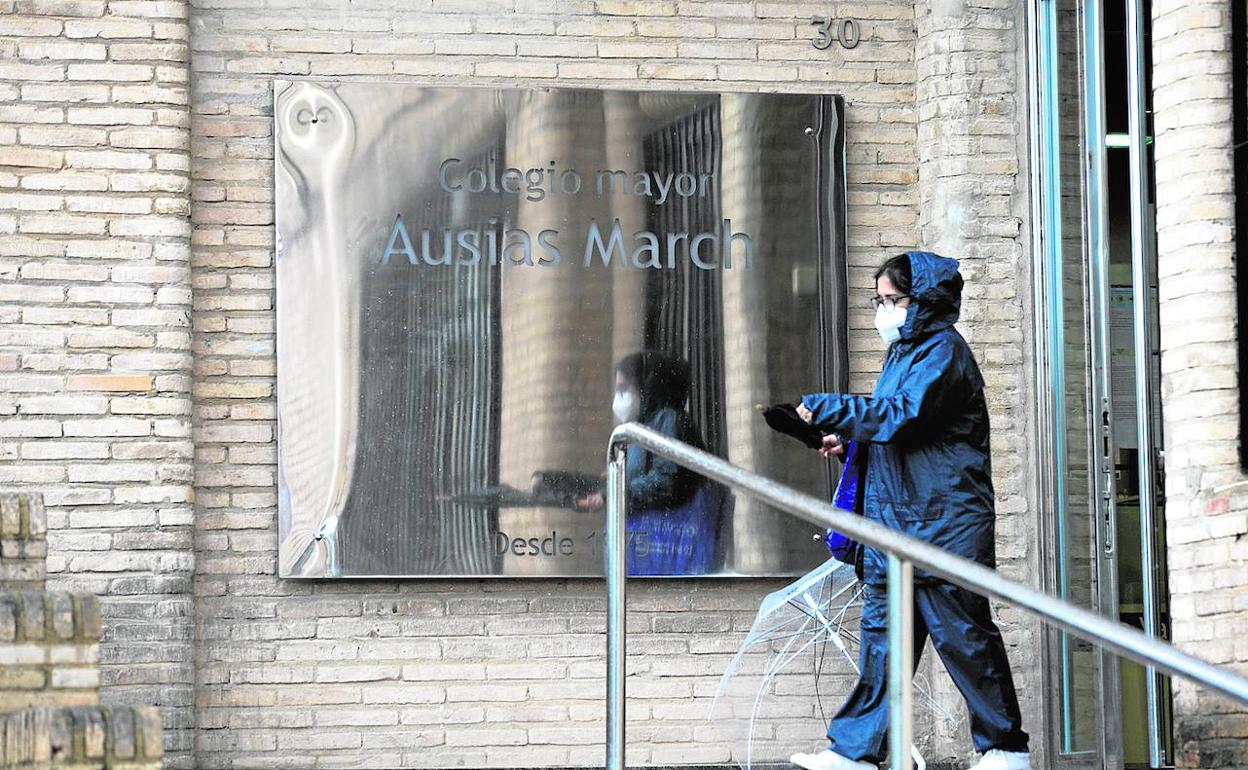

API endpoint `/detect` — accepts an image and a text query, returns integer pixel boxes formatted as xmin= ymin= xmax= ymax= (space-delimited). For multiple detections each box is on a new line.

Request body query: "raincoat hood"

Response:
xmin=801 ymin=250 xmax=994 ymax=586
xmin=617 ymin=351 xmax=690 ymax=419
xmin=614 ymin=351 xmax=712 ymax=538
xmin=900 ymin=251 xmax=963 ymax=342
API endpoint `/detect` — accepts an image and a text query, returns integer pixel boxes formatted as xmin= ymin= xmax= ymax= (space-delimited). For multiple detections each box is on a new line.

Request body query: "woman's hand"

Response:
xmin=797 ymin=402 xmax=814 ymax=424
xmin=577 ymin=493 xmax=605 ymax=511
xmin=818 ymin=433 xmax=845 ymax=458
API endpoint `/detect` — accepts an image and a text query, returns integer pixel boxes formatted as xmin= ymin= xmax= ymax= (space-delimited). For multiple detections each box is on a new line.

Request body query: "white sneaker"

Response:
xmin=966 ymin=749 xmax=1031 ymax=770
xmin=791 ymin=749 xmax=877 ymax=770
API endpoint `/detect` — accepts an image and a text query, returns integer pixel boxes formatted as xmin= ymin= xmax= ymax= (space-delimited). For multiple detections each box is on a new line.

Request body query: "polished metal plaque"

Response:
xmin=275 ymin=82 xmax=848 ymax=578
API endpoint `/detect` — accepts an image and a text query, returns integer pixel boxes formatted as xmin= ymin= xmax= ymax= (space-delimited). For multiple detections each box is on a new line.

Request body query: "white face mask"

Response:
xmin=874 ymin=302 xmax=908 ymax=344
xmin=612 ymin=389 xmax=640 ymax=422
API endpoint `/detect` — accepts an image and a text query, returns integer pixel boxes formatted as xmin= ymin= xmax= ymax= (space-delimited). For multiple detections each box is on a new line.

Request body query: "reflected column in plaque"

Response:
xmin=604 ymin=91 xmax=649 ymax=360
xmin=720 ymin=94 xmax=829 ymax=573
xmin=497 ymin=89 xmax=617 ymax=576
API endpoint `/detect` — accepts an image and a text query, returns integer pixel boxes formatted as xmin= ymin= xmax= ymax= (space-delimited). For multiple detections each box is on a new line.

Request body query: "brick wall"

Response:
xmin=0 ymin=492 xmax=165 ymax=770
xmin=1 ymin=0 xmax=1049 ymax=766
xmin=1 ymin=488 xmax=47 ymax=587
xmin=0 ymin=0 xmax=197 ymax=764
xmin=1152 ymin=0 xmax=1248 ymax=766
xmin=0 ymin=705 xmax=163 ymax=769
xmin=0 ymin=589 xmax=101 ymax=710
xmin=187 ymin=1 xmax=943 ymax=768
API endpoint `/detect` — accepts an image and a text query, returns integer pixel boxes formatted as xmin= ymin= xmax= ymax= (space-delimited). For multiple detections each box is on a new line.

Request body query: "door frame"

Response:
xmin=1029 ymin=0 xmax=1125 ymax=766
xmin=1122 ymin=0 xmax=1170 ymax=762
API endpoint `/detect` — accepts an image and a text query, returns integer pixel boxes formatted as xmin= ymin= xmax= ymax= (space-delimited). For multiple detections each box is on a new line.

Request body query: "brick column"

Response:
xmin=1151 ymin=1 xmax=1248 ymax=766
xmin=0 ymin=0 xmax=196 ymax=765
xmin=914 ymin=0 xmax=1041 ymax=762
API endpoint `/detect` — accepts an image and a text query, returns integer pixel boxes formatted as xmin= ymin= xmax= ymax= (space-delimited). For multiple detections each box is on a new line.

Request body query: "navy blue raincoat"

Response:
xmin=802 ymin=252 xmax=995 ymax=586
xmin=626 ymin=405 xmax=704 ymax=511
xmin=620 ymin=352 xmax=723 ymax=575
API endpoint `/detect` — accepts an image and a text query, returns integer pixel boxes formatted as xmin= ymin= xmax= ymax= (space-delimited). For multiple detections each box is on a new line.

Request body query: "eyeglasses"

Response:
xmin=871 ymin=295 xmax=909 ymax=310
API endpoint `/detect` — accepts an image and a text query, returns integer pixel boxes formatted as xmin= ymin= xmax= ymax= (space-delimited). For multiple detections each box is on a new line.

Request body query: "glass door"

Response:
xmin=1035 ymin=0 xmax=1173 ymax=766
xmin=1104 ymin=0 xmax=1173 ymax=764
xmin=1033 ymin=0 xmax=1122 ymax=765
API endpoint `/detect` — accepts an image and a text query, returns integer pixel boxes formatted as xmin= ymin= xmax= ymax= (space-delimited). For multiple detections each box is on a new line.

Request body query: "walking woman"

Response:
xmin=790 ymin=252 xmax=1031 ymax=770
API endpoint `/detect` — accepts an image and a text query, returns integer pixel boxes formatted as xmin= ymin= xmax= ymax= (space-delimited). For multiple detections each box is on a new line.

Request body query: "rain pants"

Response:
xmin=800 ymin=252 xmax=1029 ymax=760
xmin=826 ymin=582 xmax=1030 ymax=760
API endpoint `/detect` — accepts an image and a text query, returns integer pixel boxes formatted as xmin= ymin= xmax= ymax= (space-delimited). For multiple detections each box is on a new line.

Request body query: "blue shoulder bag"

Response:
xmin=823 ymin=439 xmax=866 ymax=566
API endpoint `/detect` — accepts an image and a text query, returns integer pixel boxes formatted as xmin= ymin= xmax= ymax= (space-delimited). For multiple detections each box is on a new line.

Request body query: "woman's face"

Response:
xmin=612 ymin=371 xmax=641 ymax=423
xmin=875 ymin=274 xmax=911 ymax=309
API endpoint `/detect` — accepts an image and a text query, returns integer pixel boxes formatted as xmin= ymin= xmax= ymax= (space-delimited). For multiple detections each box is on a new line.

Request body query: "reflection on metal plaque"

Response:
xmin=275 ymin=82 xmax=849 ymax=578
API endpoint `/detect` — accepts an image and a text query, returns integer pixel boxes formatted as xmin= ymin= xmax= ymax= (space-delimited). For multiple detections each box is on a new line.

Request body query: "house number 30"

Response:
xmin=810 ymin=15 xmax=861 ymax=49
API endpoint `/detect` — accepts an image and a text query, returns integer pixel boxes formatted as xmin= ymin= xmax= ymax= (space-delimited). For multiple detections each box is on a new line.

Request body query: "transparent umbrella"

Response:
xmin=708 ymin=557 xmax=960 ymax=770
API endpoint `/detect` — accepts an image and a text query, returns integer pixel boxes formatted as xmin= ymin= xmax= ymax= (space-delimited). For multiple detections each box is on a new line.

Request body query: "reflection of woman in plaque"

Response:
xmin=579 ymin=351 xmax=722 ymax=575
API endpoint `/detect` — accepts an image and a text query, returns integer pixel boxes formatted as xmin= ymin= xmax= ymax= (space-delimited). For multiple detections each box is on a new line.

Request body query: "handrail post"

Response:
xmin=888 ymin=554 xmax=914 ymax=770
xmin=606 ymin=440 xmax=629 ymax=770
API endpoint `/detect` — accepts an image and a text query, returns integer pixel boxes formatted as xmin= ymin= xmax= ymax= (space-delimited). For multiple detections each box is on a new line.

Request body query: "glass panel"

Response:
xmin=1104 ymin=0 xmax=1173 ymax=762
xmin=1044 ymin=0 xmax=1101 ymax=753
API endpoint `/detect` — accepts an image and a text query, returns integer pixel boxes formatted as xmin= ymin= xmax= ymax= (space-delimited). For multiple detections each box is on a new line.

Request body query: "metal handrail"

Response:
xmin=604 ymin=423 xmax=1248 ymax=770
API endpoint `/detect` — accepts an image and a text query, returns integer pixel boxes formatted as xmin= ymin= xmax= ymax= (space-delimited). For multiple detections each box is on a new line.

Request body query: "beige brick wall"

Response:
xmin=187 ymin=1 xmax=944 ymax=768
xmin=1152 ymin=0 xmax=1248 ymax=766
xmin=0 ymin=489 xmax=47 ymax=587
xmin=0 ymin=704 xmax=164 ymax=769
xmin=2 ymin=0 xmax=1047 ymax=766
xmin=0 ymin=590 xmax=102 ymax=710
xmin=0 ymin=0 xmax=196 ymax=764
xmin=913 ymin=0 xmax=1041 ymax=762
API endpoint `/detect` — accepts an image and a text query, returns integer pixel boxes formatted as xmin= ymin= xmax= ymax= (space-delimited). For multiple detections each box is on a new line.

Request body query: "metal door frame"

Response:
xmin=1029 ymin=0 xmax=1124 ymax=766
xmin=1123 ymin=0 xmax=1170 ymax=762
